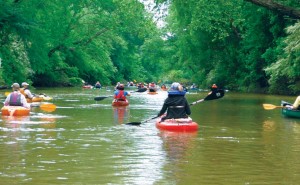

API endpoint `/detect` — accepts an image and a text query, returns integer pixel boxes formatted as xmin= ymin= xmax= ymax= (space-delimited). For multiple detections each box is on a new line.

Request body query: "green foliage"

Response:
xmin=1 ymin=0 xmax=300 ymax=94
xmin=265 ymin=22 xmax=300 ymax=94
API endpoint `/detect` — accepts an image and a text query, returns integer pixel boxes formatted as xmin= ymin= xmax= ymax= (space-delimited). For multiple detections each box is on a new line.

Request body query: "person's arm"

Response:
xmin=293 ymin=96 xmax=300 ymax=109
xmin=21 ymin=95 xmax=30 ymax=108
xmin=25 ymin=89 xmax=34 ymax=99
xmin=158 ymin=103 xmax=168 ymax=116
xmin=4 ymin=95 xmax=10 ymax=106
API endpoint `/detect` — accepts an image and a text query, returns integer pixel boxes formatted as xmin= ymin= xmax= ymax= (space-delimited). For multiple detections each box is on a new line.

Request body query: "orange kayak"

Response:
xmin=112 ymin=99 xmax=129 ymax=106
xmin=1 ymin=106 xmax=30 ymax=116
xmin=156 ymin=117 xmax=198 ymax=132
xmin=27 ymin=96 xmax=44 ymax=103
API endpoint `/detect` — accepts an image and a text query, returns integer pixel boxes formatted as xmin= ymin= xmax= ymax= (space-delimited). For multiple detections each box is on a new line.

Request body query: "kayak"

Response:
xmin=136 ymin=87 xmax=147 ymax=92
xmin=27 ymin=96 xmax=44 ymax=103
xmin=112 ymin=99 xmax=129 ymax=106
xmin=1 ymin=106 xmax=30 ymax=116
xmin=281 ymin=101 xmax=300 ymax=118
xmin=156 ymin=117 xmax=198 ymax=132
xmin=82 ymin=85 xmax=93 ymax=89
xmin=148 ymin=91 xmax=158 ymax=95
xmin=26 ymin=95 xmax=52 ymax=103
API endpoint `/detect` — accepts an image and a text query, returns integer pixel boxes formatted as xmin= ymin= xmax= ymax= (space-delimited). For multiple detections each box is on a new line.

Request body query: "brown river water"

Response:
xmin=0 ymin=87 xmax=299 ymax=185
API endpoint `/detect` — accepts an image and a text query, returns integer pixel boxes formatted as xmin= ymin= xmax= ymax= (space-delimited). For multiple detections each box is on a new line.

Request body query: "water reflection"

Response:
xmin=113 ymin=107 xmax=129 ymax=124
xmin=158 ymin=130 xmax=197 ymax=161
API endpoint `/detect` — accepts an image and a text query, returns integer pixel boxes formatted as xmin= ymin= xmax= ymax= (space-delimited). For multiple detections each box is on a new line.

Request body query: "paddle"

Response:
xmin=4 ymin=91 xmax=10 ymax=97
xmin=94 ymin=95 xmax=113 ymax=101
xmin=189 ymin=89 xmax=224 ymax=105
xmin=263 ymin=104 xmax=284 ymax=110
xmin=39 ymin=103 xmax=57 ymax=112
xmin=126 ymin=89 xmax=225 ymax=126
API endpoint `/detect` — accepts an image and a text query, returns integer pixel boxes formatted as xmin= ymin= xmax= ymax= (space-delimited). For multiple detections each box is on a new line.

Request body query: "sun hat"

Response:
xmin=11 ymin=83 xmax=20 ymax=89
xmin=22 ymin=82 xmax=29 ymax=86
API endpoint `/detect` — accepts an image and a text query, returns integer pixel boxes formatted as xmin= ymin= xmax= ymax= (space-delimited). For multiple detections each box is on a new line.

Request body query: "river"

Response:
xmin=0 ymin=87 xmax=300 ymax=184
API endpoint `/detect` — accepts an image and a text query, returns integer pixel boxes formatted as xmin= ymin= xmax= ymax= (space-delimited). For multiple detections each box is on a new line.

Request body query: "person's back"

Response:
xmin=21 ymin=82 xmax=34 ymax=99
xmin=114 ymin=84 xmax=130 ymax=101
xmin=158 ymin=82 xmax=191 ymax=120
xmin=95 ymin=81 xmax=101 ymax=89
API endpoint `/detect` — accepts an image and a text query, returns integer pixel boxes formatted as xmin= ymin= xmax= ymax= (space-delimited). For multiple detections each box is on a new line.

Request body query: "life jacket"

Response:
xmin=9 ymin=92 xmax=23 ymax=106
xmin=115 ymin=90 xmax=126 ymax=101
xmin=168 ymin=90 xmax=186 ymax=96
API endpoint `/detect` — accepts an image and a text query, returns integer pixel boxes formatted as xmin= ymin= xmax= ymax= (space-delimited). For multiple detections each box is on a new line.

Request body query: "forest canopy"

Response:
xmin=0 ymin=0 xmax=299 ymax=95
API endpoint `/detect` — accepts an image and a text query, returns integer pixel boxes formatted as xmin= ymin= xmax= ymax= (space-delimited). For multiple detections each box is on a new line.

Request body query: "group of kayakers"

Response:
xmin=6 ymin=79 xmax=300 ymax=128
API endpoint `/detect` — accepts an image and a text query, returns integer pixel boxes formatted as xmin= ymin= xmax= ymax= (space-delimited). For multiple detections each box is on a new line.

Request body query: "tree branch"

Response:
xmin=245 ymin=0 xmax=300 ymax=19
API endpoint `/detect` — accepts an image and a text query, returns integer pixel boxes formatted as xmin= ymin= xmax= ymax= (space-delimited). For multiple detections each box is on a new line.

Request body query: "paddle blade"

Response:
xmin=263 ymin=104 xmax=283 ymax=110
xmin=94 ymin=96 xmax=110 ymax=101
xmin=204 ymin=89 xmax=225 ymax=101
xmin=40 ymin=104 xmax=56 ymax=112
xmin=136 ymin=88 xmax=147 ymax=92
xmin=125 ymin=122 xmax=142 ymax=126
xmin=4 ymin=92 xmax=10 ymax=97
xmin=125 ymin=116 xmax=159 ymax=126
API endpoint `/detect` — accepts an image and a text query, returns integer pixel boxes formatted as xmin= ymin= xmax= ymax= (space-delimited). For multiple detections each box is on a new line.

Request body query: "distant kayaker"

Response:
xmin=148 ymin=82 xmax=157 ymax=92
xmin=4 ymin=83 xmax=30 ymax=108
xmin=157 ymin=82 xmax=191 ymax=121
xmin=115 ymin=82 xmax=121 ymax=90
xmin=20 ymin=82 xmax=35 ymax=100
xmin=114 ymin=84 xmax=130 ymax=101
xmin=209 ymin=84 xmax=218 ymax=94
xmin=161 ymin=84 xmax=167 ymax=91
xmin=137 ymin=83 xmax=144 ymax=89
xmin=94 ymin=81 xmax=102 ymax=89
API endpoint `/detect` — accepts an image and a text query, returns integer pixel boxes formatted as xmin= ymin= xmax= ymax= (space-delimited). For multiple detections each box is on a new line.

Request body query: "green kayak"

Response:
xmin=281 ymin=101 xmax=300 ymax=118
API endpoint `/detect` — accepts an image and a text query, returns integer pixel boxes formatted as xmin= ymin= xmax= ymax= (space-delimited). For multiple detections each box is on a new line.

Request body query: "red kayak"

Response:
xmin=112 ymin=99 xmax=129 ymax=106
xmin=156 ymin=117 xmax=198 ymax=132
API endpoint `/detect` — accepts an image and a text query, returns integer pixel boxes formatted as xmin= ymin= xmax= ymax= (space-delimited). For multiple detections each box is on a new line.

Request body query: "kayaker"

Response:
xmin=94 ymin=81 xmax=102 ymax=89
xmin=115 ymin=82 xmax=121 ymax=90
xmin=161 ymin=84 xmax=167 ymax=91
xmin=209 ymin=84 xmax=218 ymax=94
xmin=149 ymin=82 xmax=157 ymax=92
xmin=20 ymin=82 xmax=35 ymax=100
xmin=114 ymin=84 xmax=130 ymax=101
xmin=285 ymin=96 xmax=300 ymax=110
xmin=4 ymin=83 xmax=30 ymax=108
xmin=137 ymin=83 xmax=144 ymax=89
xmin=157 ymin=82 xmax=191 ymax=121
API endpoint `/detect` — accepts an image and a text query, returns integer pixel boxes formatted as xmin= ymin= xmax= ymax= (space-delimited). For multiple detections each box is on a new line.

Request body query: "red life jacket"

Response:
xmin=115 ymin=90 xmax=126 ymax=101
xmin=9 ymin=92 xmax=23 ymax=106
